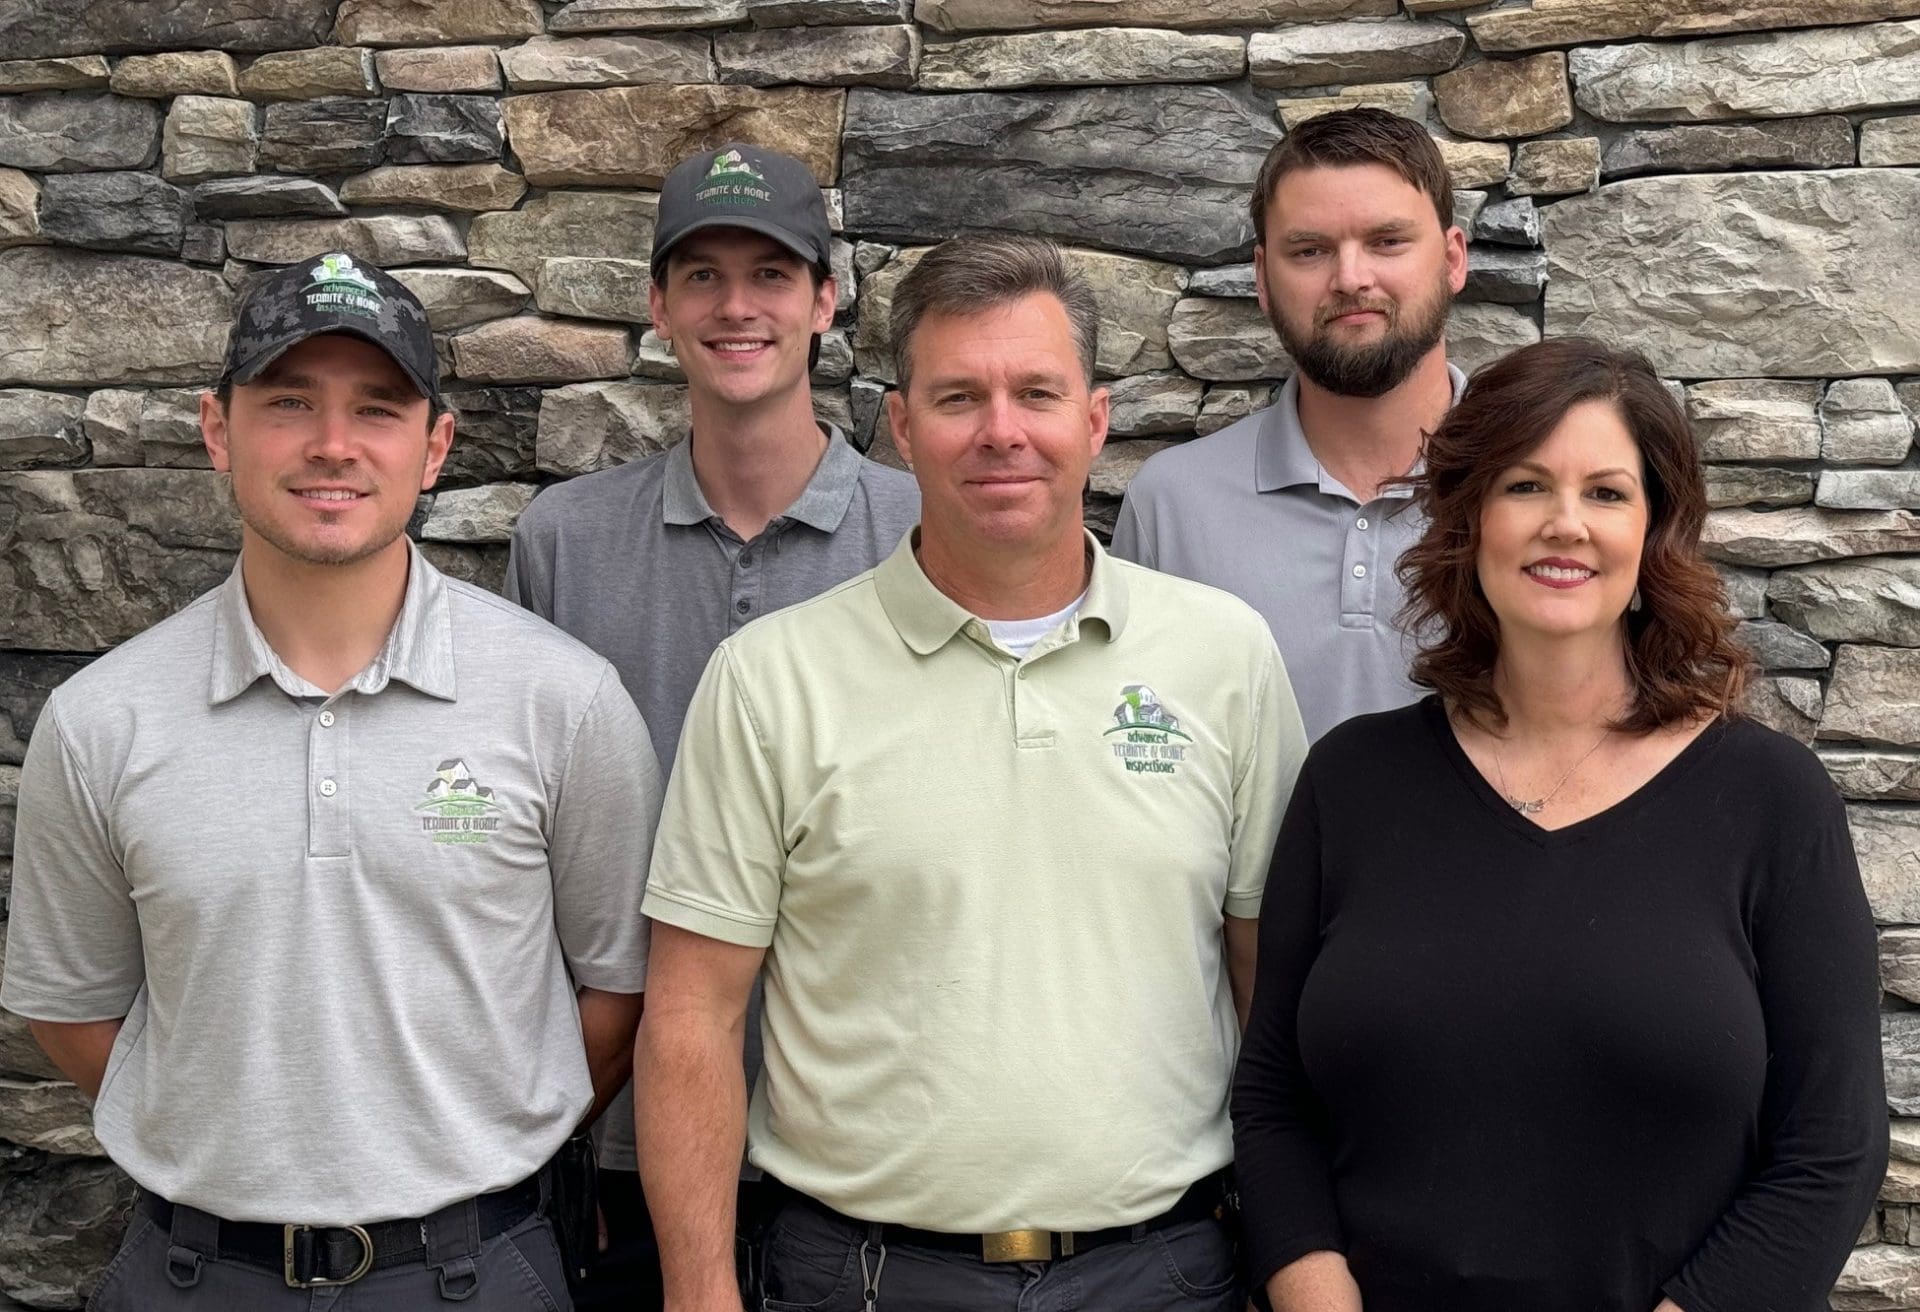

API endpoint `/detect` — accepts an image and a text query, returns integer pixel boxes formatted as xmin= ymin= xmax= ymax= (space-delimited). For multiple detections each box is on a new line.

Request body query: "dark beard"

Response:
xmin=1271 ymin=281 xmax=1452 ymax=399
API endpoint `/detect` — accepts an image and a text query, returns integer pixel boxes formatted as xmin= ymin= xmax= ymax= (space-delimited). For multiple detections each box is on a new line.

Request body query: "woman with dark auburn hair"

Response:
xmin=1231 ymin=337 xmax=1886 ymax=1312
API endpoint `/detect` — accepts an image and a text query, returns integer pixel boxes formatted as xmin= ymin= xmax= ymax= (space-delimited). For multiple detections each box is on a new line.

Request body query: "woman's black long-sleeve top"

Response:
xmin=1232 ymin=697 xmax=1886 ymax=1312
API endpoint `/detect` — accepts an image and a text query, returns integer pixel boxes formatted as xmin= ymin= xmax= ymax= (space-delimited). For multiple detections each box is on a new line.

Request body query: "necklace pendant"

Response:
xmin=1506 ymin=795 xmax=1545 ymax=815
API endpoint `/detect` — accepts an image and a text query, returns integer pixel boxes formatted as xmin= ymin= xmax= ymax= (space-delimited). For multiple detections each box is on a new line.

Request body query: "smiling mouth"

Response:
xmin=705 ymin=339 xmax=772 ymax=357
xmin=1525 ymin=562 xmax=1596 ymax=587
xmin=293 ymin=489 xmax=368 ymax=504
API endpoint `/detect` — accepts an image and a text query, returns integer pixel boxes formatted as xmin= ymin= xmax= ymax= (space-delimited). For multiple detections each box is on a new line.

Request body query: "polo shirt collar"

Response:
xmin=875 ymin=528 xmax=1130 ymax=656
xmin=208 ymin=541 xmax=458 ymax=705
xmin=662 ymin=424 xmax=863 ymax=532
xmin=1254 ymin=363 xmax=1468 ymax=497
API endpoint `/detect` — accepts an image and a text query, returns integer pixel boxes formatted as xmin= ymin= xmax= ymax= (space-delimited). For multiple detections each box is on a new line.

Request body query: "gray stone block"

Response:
xmin=0 ymin=93 xmax=159 ymax=173
xmin=842 ymin=85 xmax=1278 ymax=265
xmin=38 ymin=173 xmax=190 ymax=257
xmin=260 ymin=98 xmax=385 ymax=173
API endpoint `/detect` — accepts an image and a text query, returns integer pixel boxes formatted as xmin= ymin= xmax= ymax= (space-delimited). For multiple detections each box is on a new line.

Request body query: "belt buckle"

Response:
xmin=981 ymin=1229 xmax=1057 ymax=1263
xmin=283 ymin=1223 xmax=374 ymax=1288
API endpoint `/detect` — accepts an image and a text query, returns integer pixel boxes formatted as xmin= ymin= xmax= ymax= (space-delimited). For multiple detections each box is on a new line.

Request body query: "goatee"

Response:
xmin=1271 ymin=279 xmax=1452 ymax=399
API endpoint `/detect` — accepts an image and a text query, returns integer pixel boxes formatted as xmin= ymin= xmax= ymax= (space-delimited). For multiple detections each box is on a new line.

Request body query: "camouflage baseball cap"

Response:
xmin=650 ymin=143 xmax=832 ymax=280
xmin=221 ymin=253 xmax=439 ymax=404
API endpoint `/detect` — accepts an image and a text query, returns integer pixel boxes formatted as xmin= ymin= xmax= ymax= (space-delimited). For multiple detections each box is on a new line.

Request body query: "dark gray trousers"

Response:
xmin=88 ymin=1208 xmax=574 ymax=1310
xmin=757 ymin=1196 xmax=1243 ymax=1312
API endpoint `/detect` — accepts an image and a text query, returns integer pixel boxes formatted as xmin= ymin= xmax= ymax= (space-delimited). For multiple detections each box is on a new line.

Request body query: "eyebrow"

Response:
xmin=250 ymin=369 xmax=419 ymax=405
xmin=920 ymin=369 xmax=1075 ymax=393
xmin=1280 ymin=220 xmax=1417 ymax=244
xmin=1514 ymin=459 xmax=1643 ymax=485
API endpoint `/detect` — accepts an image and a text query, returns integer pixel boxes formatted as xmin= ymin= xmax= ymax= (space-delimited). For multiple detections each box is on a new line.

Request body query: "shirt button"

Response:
xmin=740 ymin=551 xmax=754 ymax=568
xmin=1356 ymin=517 xmax=1369 ymax=530
xmin=319 ymin=779 xmax=338 ymax=798
xmin=1352 ymin=564 xmax=1367 ymax=579
xmin=736 ymin=599 xmax=751 ymax=614
xmin=318 ymin=709 xmax=335 ymax=728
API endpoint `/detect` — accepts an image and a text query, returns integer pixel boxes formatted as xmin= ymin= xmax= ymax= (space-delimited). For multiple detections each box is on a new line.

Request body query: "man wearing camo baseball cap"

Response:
xmin=2 ymin=251 xmax=661 ymax=1310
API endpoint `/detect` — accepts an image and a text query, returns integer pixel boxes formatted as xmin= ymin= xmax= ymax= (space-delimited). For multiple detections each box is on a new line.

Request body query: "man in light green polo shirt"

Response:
xmin=636 ymin=235 xmax=1308 ymax=1311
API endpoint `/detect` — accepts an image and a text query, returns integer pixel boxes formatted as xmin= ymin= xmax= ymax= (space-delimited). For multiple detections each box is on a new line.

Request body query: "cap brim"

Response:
xmin=650 ymin=215 xmax=825 ymax=278
xmin=227 ymin=324 xmax=437 ymax=404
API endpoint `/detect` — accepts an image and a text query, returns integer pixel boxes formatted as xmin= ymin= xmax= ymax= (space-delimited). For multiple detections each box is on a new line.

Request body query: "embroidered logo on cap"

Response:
xmin=416 ymin=757 xmax=503 ymax=844
xmin=1104 ymin=684 xmax=1192 ymax=776
xmin=303 ymin=252 xmax=383 ymax=322
xmin=694 ymin=148 xmax=775 ymax=208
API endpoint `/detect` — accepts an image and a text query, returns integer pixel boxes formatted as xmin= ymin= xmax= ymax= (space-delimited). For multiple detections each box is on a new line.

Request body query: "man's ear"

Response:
xmin=201 ymin=390 xmax=232 ymax=473
xmin=813 ymin=274 xmax=837 ymax=335
xmin=1253 ymin=244 xmax=1271 ymax=319
xmin=1086 ymin=384 xmax=1110 ymax=462
xmin=1444 ymin=225 xmax=1469 ymax=295
xmin=649 ymin=278 xmax=672 ymax=345
xmin=886 ymin=388 xmax=913 ymax=471
xmin=420 ymin=409 xmax=455 ymax=491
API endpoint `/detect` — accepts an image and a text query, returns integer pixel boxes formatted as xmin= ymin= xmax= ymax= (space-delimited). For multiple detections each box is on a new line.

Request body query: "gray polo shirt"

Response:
xmin=1 ymin=546 xmax=659 ymax=1225
xmin=507 ymin=425 xmax=919 ymax=1170
xmin=1111 ymin=367 xmax=1466 ymax=742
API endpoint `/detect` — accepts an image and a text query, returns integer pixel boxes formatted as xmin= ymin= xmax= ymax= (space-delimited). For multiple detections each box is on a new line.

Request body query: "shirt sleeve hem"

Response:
xmin=1225 ymin=890 xmax=1263 ymax=918
xmin=566 ymin=960 xmax=648 ymax=995
xmin=1248 ymin=1232 xmax=1348 ymax=1291
xmin=642 ymin=888 xmax=776 ymax=949
xmin=0 ymin=988 xmax=138 ymax=1024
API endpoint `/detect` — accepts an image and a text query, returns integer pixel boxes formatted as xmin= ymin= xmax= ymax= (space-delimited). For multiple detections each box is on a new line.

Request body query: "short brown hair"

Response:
xmin=1396 ymin=337 xmax=1750 ymax=734
xmin=1251 ymin=108 xmax=1453 ymax=245
xmin=888 ymin=234 xmax=1099 ymax=391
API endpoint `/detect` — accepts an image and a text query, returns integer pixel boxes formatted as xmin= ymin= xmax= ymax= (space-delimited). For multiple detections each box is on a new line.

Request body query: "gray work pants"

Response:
xmin=88 ymin=1207 xmax=573 ymax=1310
xmin=757 ymin=1194 xmax=1242 ymax=1312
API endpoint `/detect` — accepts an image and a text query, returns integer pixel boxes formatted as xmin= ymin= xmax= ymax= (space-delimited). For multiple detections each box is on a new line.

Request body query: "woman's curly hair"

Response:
xmin=1396 ymin=336 xmax=1750 ymax=733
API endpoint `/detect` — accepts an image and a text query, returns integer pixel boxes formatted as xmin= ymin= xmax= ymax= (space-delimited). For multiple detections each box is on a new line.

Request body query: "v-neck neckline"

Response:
xmin=1421 ymin=695 xmax=1729 ymax=850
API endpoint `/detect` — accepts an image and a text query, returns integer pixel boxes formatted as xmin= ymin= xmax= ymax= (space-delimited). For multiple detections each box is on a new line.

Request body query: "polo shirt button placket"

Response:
xmin=309 ymin=700 xmax=349 ymax=859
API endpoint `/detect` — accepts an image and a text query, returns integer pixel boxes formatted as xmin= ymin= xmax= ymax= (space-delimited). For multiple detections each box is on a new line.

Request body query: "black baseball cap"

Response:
xmin=221 ymin=252 xmax=439 ymax=404
xmin=650 ymin=143 xmax=832 ymax=280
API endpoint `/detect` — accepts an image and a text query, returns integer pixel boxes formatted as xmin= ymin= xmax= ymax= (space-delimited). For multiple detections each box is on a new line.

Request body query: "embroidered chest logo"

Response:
xmin=415 ymin=758 xmax=504 ymax=844
xmin=1104 ymin=684 xmax=1192 ymax=776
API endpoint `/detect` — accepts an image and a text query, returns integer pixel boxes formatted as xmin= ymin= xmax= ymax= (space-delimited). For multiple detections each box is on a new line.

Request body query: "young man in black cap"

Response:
xmin=506 ymin=142 xmax=919 ymax=1310
xmin=2 ymin=253 xmax=659 ymax=1309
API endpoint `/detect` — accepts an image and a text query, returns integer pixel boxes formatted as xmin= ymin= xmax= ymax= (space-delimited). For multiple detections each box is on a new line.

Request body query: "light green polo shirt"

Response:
xmin=644 ymin=531 xmax=1307 ymax=1232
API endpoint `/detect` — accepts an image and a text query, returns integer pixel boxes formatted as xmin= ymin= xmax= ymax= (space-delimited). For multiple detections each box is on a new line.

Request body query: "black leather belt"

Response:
xmin=136 ymin=1175 xmax=543 ymax=1288
xmin=767 ymin=1172 xmax=1230 ymax=1264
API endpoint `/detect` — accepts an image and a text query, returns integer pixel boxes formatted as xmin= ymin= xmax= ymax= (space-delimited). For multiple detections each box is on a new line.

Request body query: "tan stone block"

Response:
xmin=0 ymin=56 xmax=109 ymax=93
xmin=1702 ymin=507 xmax=1920 ymax=568
xmin=1820 ymin=645 xmax=1920 ymax=748
xmin=1863 ymin=114 xmax=1920 ymax=165
xmin=1508 ymin=137 xmax=1599 ymax=196
xmin=504 ymin=84 xmax=845 ymax=187
xmin=1435 ymin=53 xmax=1571 ymax=139
xmin=238 ymin=47 xmax=379 ymax=99
xmin=225 ymin=215 xmax=466 ymax=265
xmin=551 ymin=0 xmax=752 ymax=29
xmin=161 ymin=96 xmax=258 ymax=183
xmin=499 ymin=34 xmax=713 ymax=89
xmin=450 ymin=317 xmax=631 ymax=383
xmin=1275 ymin=81 xmax=1424 ymax=130
xmin=919 ymin=29 xmax=1243 ymax=90
xmin=390 ymin=268 xmax=532 ymax=331
xmin=1436 ymin=137 xmax=1511 ymax=188
xmin=0 ymin=168 xmax=41 ymax=250
xmin=468 ymin=190 xmax=658 ymax=287
xmin=374 ymin=46 xmax=505 ymax=91
xmin=336 ymin=0 xmax=546 ymax=45
xmin=110 ymin=52 xmax=239 ymax=98
xmin=339 ymin=163 xmax=528 ymax=211
xmin=1472 ymin=0 xmax=1920 ymax=52
xmin=916 ymin=0 xmax=1395 ymax=31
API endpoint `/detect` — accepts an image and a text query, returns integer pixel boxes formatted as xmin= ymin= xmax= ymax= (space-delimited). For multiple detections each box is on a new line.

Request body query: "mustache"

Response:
xmin=1316 ymin=296 xmax=1397 ymax=328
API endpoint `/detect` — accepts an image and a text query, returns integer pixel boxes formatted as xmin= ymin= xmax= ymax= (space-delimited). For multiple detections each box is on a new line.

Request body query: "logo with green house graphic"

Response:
xmin=302 ymin=252 xmax=382 ymax=320
xmin=694 ymin=149 xmax=775 ymax=207
xmin=1104 ymin=684 xmax=1191 ymax=777
xmin=416 ymin=758 xmax=504 ymax=845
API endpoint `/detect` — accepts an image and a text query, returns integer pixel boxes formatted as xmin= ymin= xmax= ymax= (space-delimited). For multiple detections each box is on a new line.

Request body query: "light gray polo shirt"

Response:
xmin=1 ymin=545 xmax=660 ymax=1225
xmin=1111 ymin=367 xmax=1465 ymax=742
xmin=507 ymin=425 xmax=919 ymax=1170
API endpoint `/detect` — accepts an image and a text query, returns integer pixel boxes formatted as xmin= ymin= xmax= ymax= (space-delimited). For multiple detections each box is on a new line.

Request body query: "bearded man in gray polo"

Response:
xmin=1112 ymin=109 xmax=1470 ymax=741
xmin=1 ymin=254 xmax=657 ymax=1309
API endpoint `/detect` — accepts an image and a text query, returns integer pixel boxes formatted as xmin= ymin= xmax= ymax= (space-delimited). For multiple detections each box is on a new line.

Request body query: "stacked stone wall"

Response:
xmin=1 ymin=0 xmax=1919 ymax=1304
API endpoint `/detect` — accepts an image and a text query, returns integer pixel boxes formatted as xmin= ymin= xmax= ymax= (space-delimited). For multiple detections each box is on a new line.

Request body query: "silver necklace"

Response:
xmin=1491 ymin=729 xmax=1612 ymax=815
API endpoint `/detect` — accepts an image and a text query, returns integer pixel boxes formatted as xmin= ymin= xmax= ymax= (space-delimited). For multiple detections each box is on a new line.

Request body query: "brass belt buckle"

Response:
xmin=981 ymin=1229 xmax=1058 ymax=1263
xmin=283 ymin=1223 xmax=374 ymax=1287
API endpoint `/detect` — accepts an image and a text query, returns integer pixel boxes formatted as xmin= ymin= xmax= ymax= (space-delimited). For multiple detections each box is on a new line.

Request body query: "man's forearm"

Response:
xmin=28 ymin=1018 xmax=124 ymax=1100
xmin=577 ymin=987 xmax=645 ymax=1125
xmin=1269 ymin=1250 xmax=1364 ymax=1312
xmin=635 ymin=1004 xmax=749 ymax=1311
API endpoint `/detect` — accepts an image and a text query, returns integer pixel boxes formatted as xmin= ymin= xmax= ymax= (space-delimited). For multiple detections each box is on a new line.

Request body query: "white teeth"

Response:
xmin=1528 ymin=564 xmax=1594 ymax=581
xmin=711 ymin=341 xmax=766 ymax=353
xmin=300 ymin=490 xmax=361 ymax=501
